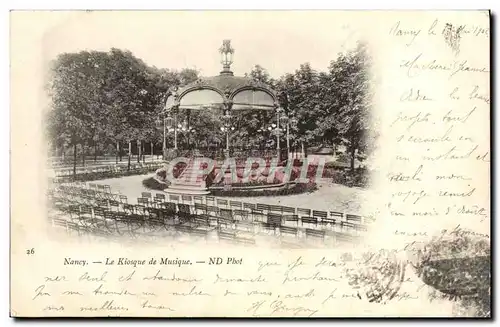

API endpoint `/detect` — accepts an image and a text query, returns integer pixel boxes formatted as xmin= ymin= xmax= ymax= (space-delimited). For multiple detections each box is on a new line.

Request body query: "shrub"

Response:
xmin=331 ymin=168 xmax=370 ymax=188
xmin=210 ymin=182 xmax=317 ymax=197
xmin=142 ymin=177 xmax=169 ymax=191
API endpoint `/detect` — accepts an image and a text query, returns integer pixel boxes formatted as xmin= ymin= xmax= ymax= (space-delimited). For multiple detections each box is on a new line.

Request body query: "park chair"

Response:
xmin=219 ymin=208 xmax=235 ymax=229
xmin=282 ymin=206 xmax=296 ymax=215
xmin=218 ymin=230 xmax=236 ymax=242
xmin=194 ymin=203 xmax=208 ymax=215
xmin=108 ymin=198 xmax=120 ymax=212
xmin=234 ymin=235 xmax=256 ymax=246
xmin=110 ymin=212 xmax=135 ymax=236
xmin=268 ymin=205 xmax=283 ymax=214
xmin=134 ymin=205 xmax=147 ymax=217
xmin=96 ymin=199 xmax=109 ymax=210
xmin=147 ymin=212 xmax=167 ymax=231
xmin=305 ymin=228 xmax=325 ymax=240
xmin=80 ymin=205 xmax=93 ymax=220
xmin=297 ymin=208 xmax=315 ymax=227
xmin=235 ymin=220 xmax=254 ymax=232
xmin=312 ymin=210 xmax=328 ymax=220
xmin=257 ymin=222 xmax=276 ymax=235
xmin=229 ymin=201 xmax=242 ymax=210
xmin=101 ymin=211 xmax=120 ymax=234
xmin=216 ymin=198 xmax=228 ymax=208
xmin=242 ymin=203 xmax=264 ymax=222
xmin=267 ymin=213 xmax=283 ymax=226
xmin=256 ymin=203 xmax=270 ymax=213
xmin=206 ymin=196 xmax=215 ymax=205
xmin=137 ymin=197 xmax=149 ymax=207
xmin=193 ymin=213 xmax=210 ymax=228
xmin=334 ymin=232 xmax=354 ymax=244
xmin=52 ymin=218 xmax=68 ymax=231
xmin=297 ymin=208 xmax=311 ymax=218
xmin=148 ymin=207 xmax=162 ymax=220
xmin=346 ymin=214 xmax=363 ymax=224
xmin=193 ymin=204 xmax=210 ymax=227
xmin=301 ymin=216 xmax=318 ymax=227
xmin=206 ymin=205 xmax=220 ymax=226
xmin=193 ymin=195 xmax=204 ymax=204
xmin=243 ymin=202 xmax=256 ymax=212
xmin=232 ymin=209 xmax=249 ymax=221
xmin=329 ymin=211 xmax=344 ymax=220
xmin=177 ymin=203 xmax=193 ymax=223
xmin=154 ymin=193 xmax=166 ymax=202
xmin=280 ymin=226 xmax=298 ymax=238
xmin=67 ymin=205 xmax=81 ymax=221
xmin=160 ymin=202 xmax=177 ymax=219
xmin=282 ymin=214 xmax=299 ymax=226
xmin=141 ymin=192 xmax=152 ymax=199
xmin=123 ymin=204 xmax=135 ymax=215
xmin=93 ymin=207 xmax=106 ymax=220
xmin=206 ymin=204 xmax=219 ymax=216
xmin=341 ymin=221 xmax=356 ymax=232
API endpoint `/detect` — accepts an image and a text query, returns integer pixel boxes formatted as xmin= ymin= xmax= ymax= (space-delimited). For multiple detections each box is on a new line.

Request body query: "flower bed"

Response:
xmin=210 ymin=182 xmax=318 ymax=197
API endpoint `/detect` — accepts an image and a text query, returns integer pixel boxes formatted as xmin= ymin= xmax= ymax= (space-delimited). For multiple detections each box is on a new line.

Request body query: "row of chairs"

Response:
xmin=56 ymin=185 xmax=127 ymax=203
xmin=55 ymin=184 xmax=367 ymax=231
xmin=139 ymin=191 xmax=366 ymax=227
xmin=50 ymin=188 xmax=359 ymax=246
xmin=135 ymin=196 xmax=366 ymax=234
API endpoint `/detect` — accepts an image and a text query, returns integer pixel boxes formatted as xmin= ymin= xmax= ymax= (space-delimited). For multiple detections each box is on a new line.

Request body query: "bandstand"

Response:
xmin=158 ymin=40 xmax=290 ymax=194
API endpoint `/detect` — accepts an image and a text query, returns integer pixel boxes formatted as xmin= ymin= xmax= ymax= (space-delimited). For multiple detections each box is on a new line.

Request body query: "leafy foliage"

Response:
xmin=47 ymin=42 xmax=373 ymax=174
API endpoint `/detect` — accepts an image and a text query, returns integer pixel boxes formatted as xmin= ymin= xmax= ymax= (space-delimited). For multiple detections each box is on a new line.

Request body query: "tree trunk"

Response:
xmin=350 ymin=145 xmax=356 ymax=171
xmin=82 ymin=142 xmax=86 ymax=167
xmin=119 ymin=141 xmax=123 ymax=161
xmin=142 ymin=142 xmax=146 ymax=163
xmin=127 ymin=141 xmax=132 ymax=171
xmin=150 ymin=141 xmax=154 ymax=161
xmin=115 ymin=141 xmax=119 ymax=164
xmin=73 ymin=143 xmax=77 ymax=177
xmin=137 ymin=141 xmax=141 ymax=163
xmin=94 ymin=141 xmax=97 ymax=162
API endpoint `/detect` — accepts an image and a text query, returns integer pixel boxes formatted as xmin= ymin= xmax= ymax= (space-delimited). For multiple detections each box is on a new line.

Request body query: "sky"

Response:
xmin=41 ymin=11 xmax=364 ymax=78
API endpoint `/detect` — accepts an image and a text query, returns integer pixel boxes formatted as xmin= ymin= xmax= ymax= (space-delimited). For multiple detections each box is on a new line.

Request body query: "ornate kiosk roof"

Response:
xmin=165 ymin=40 xmax=278 ymax=111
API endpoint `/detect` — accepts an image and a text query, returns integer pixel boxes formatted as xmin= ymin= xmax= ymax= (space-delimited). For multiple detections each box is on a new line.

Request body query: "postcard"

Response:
xmin=10 ymin=10 xmax=490 ymax=317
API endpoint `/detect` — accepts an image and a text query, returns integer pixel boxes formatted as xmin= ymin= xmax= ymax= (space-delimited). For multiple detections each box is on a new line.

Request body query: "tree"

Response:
xmin=275 ymin=64 xmax=324 ymax=154
xmin=47 ymin=51 xmax=111 ymax=176
xmin=329 ymin=42 xmax=373 ymax=170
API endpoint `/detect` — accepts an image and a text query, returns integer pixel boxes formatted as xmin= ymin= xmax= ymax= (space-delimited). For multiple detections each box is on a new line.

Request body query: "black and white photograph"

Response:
xmin=10 ymin=10 xmax=490 ymax=318
xmin=46 ymin=34 xmax=375 ymax=248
